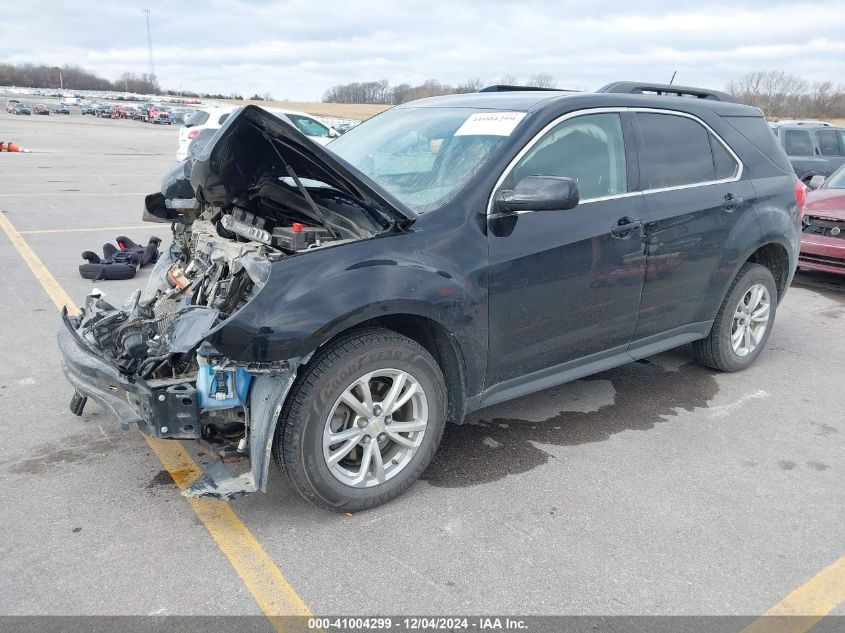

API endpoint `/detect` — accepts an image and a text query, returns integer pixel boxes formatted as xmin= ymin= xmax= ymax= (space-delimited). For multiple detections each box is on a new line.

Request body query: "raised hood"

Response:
xmin=189 ymin=105 xmax=416 ymax=225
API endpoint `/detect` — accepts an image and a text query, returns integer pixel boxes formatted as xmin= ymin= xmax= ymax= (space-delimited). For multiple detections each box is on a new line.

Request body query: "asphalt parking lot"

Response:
xmin=1 ymin=110 xmax=843 ymax=622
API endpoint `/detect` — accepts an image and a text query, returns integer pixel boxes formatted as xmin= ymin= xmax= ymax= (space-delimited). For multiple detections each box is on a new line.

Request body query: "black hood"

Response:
xmin=189 ymin=105 xmax=416 ymax=225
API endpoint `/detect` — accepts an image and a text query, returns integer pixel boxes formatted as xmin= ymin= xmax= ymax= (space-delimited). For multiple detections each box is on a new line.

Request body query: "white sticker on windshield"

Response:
xmin=454 ymin=111 xmax=526 ymax=137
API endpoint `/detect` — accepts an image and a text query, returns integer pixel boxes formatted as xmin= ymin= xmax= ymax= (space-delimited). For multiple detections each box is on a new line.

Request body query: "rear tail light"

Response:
xmin=795 ymin=180 xmax=808 ymax=219
xmin=188 ymin=129 xmax=199 ymax=139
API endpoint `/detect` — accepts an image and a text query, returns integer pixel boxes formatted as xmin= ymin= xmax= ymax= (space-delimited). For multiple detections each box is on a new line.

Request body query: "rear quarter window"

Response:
xmin=721 ymin=116 xmax=794 ymax=173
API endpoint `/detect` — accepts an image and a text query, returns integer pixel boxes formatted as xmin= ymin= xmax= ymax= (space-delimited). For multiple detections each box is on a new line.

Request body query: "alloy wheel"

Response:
xmin=731 ymin=283 xmax=771 ymax=357
xmin=322 ymin=369 xmax=428 ymax=488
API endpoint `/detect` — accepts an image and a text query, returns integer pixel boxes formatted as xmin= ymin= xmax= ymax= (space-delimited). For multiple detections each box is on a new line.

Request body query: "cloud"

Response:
xmin=2 ymin=0 xmax=843 ymax=99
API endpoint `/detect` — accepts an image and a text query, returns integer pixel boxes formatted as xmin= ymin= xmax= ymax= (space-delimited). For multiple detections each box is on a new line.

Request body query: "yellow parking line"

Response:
xmin=146 ymin=438 xmax=312 ymax=618
xmin=20 ymin=225 xmax=150 ymax=235
xmin=741 ymin=555 xmax=845 ymax=633
xmin=0 ymin=211 xmax=78 ymax=315
xmin=0 ymin=209 xmax=312 ymax=626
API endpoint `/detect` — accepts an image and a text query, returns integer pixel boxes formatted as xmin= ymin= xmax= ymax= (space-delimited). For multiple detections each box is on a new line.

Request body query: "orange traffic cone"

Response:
xmin=0 ymin=142 xmax=31 ymax=153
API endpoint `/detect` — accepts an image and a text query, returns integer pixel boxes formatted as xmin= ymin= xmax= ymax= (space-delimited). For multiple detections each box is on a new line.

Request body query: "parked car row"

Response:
xmin=6 ymin=99 xmax=32 ymax=115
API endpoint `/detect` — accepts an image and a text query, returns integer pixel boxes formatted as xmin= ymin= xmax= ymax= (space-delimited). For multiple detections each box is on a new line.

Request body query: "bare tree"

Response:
xmin=498 ymin=74 xmax=517 ymax=86
xmin=455 ymin=77 xmax=483 ymax=93
xmin=527 ymin=73 xmax=556 ymax=88
xmin=809 ymin=81 xmax=841 ymax=118
xmin=727 ymin=70 xmax=807 ymax=118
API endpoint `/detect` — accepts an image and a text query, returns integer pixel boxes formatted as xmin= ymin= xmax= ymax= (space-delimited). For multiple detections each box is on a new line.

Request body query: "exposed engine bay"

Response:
xmin=60 ymin=105 xmax=414 ymax=498
xmin=79 ymin=196 xmax=365 ymax=382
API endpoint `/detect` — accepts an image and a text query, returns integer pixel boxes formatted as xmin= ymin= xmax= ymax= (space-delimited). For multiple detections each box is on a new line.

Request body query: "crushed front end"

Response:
xmin=57 ymin=105 xmax=411 ymax=500
xmin=58 ymin=217 xmax=303 ymax=499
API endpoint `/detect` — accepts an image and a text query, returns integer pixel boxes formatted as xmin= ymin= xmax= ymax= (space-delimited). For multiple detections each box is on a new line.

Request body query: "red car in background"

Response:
xmin=149 ymin=107 xmax=172 ymax=125
xmin=799 ymin=165 xmax=845 ymax=275
xmin=112 ymin=105 xmax=131 ymax=119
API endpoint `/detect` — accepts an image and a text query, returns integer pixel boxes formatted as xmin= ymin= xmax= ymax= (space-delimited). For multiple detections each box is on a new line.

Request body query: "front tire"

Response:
xmin=274 ymin=328 xmax=447 ymax=512
xmin=693 ymin=263 xmax=777 ymax=372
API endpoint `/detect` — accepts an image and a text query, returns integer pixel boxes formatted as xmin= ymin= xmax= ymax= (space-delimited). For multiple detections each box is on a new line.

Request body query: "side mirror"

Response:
xmin=495 ymin=175 xmax=579 ymax=213
xmin=808 ymin=174 xmax=825 ymax=190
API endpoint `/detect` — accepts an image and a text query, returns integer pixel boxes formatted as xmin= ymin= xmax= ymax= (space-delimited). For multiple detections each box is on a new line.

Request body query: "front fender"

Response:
xmin=205 ymin=238 xmax=483 ymax=370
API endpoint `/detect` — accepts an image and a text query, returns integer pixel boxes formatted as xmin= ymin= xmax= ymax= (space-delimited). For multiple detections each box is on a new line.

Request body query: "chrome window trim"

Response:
xmin=486 ymin=106 xmax=744 ymax=215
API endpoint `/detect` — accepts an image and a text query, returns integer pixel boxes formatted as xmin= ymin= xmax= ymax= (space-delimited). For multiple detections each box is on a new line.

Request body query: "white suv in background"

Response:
xmin=176 ymin=107 xmax=236 ymax=161
xmin=176 ymin=105 xmax=339 ymax=160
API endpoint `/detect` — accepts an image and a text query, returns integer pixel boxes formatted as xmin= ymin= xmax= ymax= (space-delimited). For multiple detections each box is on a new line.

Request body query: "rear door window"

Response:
xmin=710 ymin=136 xmax=738 ymax=180
xmin=218 ymin=113 xmax=230 ymax=125
xmin=783 ymin=129 xmax=814 ymax=156
xmin=636 ymin=112 xmax=726 ymax=188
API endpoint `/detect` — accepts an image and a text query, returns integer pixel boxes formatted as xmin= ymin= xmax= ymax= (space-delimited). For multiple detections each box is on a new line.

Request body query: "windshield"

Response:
xmin=823 ymin=165 xmax=845 ymax=189
xmin=329 ymin=107 xmax=520 ymax=213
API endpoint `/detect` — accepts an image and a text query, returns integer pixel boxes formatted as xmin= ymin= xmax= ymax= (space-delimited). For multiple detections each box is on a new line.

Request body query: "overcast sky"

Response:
xmin=2 ymin=0 xmax=844 ymax=100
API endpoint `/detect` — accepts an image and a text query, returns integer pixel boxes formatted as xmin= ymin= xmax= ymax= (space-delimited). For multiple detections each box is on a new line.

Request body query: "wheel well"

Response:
xmin=319 ymin=315 xmax=467 ymax=425
xmin=746 ymin=243 xmax=790 ymax=300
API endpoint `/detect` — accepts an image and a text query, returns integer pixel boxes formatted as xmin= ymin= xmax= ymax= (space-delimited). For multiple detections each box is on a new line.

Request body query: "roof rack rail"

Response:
xmin=479 ymin=85 xmax=568 ymax=93
xmin=773 ymin=119 xmax=833 ymax=127
xmin=596 ymin=81 xmax=736 ymax=103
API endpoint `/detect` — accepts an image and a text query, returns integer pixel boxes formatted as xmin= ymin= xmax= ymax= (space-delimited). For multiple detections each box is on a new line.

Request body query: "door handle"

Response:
xmin=610 ymin=217 xmax=644 ymax=239
xmin=722 ymin=193 xmax=744 ymax=212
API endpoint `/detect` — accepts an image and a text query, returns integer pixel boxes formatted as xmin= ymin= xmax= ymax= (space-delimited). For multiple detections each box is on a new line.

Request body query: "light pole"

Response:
xmin=144 ymin=9 xmax=156 ymax=83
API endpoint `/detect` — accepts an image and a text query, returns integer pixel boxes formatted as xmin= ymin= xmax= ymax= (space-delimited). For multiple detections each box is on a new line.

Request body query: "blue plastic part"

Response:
xmin=196 ymin=365 xmax=252 ymax=409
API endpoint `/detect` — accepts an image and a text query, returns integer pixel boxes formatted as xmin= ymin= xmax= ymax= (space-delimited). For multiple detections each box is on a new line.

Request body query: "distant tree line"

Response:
xmin=0 ymin=63 xmax=161 ymax=94
xmin=727 ymin=70 xmax=844 ymax=120
xmin=0 ymin=62 xmax=250 ymax=100
xmin=323 ymin=74 xmax=558 ymax=105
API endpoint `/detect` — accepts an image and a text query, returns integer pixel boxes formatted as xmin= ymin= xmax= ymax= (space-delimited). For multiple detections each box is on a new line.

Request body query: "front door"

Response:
xmin=486 ymin=111 xmax=646 ymax=387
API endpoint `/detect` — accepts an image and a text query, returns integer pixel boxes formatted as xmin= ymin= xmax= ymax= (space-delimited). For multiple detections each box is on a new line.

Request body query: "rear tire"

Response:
xmin=274 ymin=328 xmax=447 ymax=512
xmin=693 ymin=263 xmax=777 ymax=372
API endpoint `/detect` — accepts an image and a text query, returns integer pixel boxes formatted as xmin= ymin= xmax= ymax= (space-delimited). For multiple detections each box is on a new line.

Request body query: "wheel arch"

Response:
xmin=744 ymin=241 xmax=791 ymax=301
xmin=303 ymin=313 xmax=468 ymax=425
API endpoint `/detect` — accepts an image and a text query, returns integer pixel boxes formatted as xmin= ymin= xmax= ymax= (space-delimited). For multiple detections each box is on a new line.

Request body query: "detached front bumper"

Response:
xmin=58 ymin=308 xmax=200 ymax=439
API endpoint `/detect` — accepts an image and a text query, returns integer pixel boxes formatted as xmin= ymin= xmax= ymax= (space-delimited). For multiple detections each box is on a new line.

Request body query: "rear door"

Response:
xmin=630 ymin=110 xmax=756 ymax=346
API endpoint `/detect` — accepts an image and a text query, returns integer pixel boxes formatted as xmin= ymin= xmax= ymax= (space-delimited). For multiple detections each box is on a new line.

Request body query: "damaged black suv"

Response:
xmin=59 ymin=82 xmax=801 ymax=511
